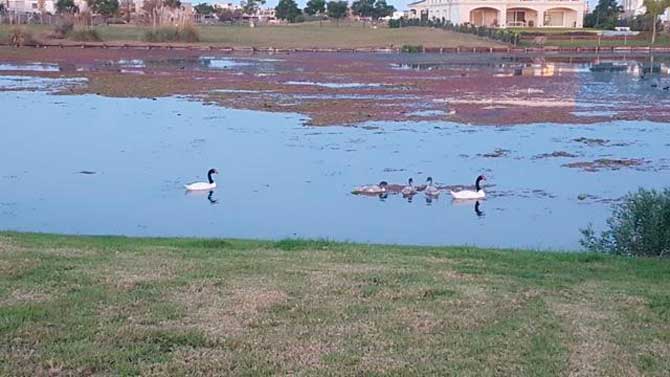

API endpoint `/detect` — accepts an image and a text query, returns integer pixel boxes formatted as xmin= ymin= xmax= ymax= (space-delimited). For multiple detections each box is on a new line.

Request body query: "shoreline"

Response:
xmin=4 ymin=41 xmax=670 ymax=54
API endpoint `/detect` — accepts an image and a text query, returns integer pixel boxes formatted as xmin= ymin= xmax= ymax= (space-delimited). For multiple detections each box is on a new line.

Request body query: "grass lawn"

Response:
xmin=1 ymin=232 xmax=669 ymax=375
xmin=521 ymin=36 xmax=670 ymax=48
xmin=0 ymin=22 xmax=501 ymax=48
xmin=516 ymin=30 xmax=670 ymax=48
xmin=508 ymin=27 xmax=599 ymax=34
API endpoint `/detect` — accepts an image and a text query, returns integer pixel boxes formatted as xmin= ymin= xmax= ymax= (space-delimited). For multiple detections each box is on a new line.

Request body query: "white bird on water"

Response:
xmin=450 ymin=175 xmax=487 ymax=200
xmin=352 ymin=181 xmax=389 ymax=195
xmin=424 ymin=177 xmax=441 ymax=197
xmin=401 ymin=178 xmax=417 ymax=197
xmin=184 ymin=168 xmax=219 ymax=191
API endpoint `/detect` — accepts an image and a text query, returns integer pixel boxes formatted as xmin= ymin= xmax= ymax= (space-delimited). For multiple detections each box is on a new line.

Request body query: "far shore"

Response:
xmin=1 ymin=22 xmax=669 ymax=50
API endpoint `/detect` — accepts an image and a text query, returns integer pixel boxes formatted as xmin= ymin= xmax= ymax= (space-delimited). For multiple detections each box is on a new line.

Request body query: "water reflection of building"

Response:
xmin=407 ymin=0 xmax=586 ymax=28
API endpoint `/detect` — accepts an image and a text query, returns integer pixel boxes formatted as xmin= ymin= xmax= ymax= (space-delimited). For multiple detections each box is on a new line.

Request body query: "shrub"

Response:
xmin=52 ymin=21 xmax=74 ymax=39
xmin=68 ymin=29 xmax=102 ymax=42
xmin=7 ymin=28 xmax=35 ymax=46
xmin=400 ymin=44 xmax=423 ymax=53
xmin=178 ymin=25 xmax=200 ymax=43
xmin=143 ymin=25 xmax=200 ymax=43
xmin=581 ymin=188 xmax=670 ymax=257
xmin=388 ymin=18 xmax=520 ymax=45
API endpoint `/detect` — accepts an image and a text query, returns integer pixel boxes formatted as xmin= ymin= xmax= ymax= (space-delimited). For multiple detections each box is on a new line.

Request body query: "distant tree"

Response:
xmin=627 ymin=12 xmax=660 ymax=32
xmin=643 ymin=0 xmax=670 ymax=44
xmin=584 ymin=0 xmax=622 ymax=29
xmin=87 ymin=0 xmax=119 ymax=18
xmin=373 ymin=0 xmax=394 ymax=19
xmin=142 ymin=0 xmax=161 ymax=27
xmin=326 ymin=0 xmax=347 ymax=25
xmin=352 ymin=0 xmax=393 ymax=20
xmin=304 ymin=0 xmax=325 ymax=15
xmin=351 ymin=0 xmax=374 ymax=18
xmin=163 ymin=0 xmax=181 ymax=8
xmin=241 ymin=0 xmax=265 ymax=15
xmin=275 ymin=0 xmax=302 ymax=22
xmin=194 ymin=2 xmax=215 ymax=14
xmin=120 ymin=0 xmax=134 ymax=22
xmin=56 ymin=0 xmax=79 ymax=13
xmin=0 ymin=3 xmax=5 ymax=13
xmin=218 ymin=8 xmax=243 ymax=21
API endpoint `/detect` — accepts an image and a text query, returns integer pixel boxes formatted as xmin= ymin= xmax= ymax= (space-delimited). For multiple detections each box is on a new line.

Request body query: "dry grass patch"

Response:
xmin=445 ymin=286 xmax=542 ymax=331
xmin=0 ymin=235 xmax=18 ymax=253
xmin=275 ymin=340 xmax=336 ymax=370
xmin=360 ymin=354 xmax=410 ymax=374
xmin=142 ymin=347 xmax=236 ymax=376
xmin=396 ymin=307 xmax=440 ymax=334
xmin=0 ymin=258 xmax=40 ymax=279
xmin=168 ymin=280 xmax=288 ymax=338
xmin=94 ymin=254 xmax=185 ymax=290
xmin=0 ymin=288 xmax=52 ymax=306
xmin=549 ymin=298 xmax=640 ymax=377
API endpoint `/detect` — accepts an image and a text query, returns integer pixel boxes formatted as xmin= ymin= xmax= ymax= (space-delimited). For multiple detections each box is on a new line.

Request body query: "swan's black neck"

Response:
xmin=475 ymin=176 xmax=483 ymax=191
xmin=207 ymin=171 xmax=214 ymax=184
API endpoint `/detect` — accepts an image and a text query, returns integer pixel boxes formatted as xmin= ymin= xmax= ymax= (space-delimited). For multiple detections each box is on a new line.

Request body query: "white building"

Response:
xmin=408 ymin=0 xmax=587 ymax=28
xmin=212 ymin=2 xmax=242 ymax=11
xmin=6 ymin=0 xmax=56 ymax=13
xmin=4 ymin=0 xmax=90 ymax=13
xmin=622 ymin=0 xmax=670 ymax=22
xmin=622 ymin=0 xmax=645 ymax=17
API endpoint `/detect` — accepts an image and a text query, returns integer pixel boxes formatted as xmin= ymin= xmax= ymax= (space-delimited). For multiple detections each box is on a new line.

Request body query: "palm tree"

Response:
xmin=643 ymin=0 xmax=670 ymax=44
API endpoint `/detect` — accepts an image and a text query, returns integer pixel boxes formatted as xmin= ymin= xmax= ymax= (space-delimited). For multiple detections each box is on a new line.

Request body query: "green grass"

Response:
xmin=517 ymin=30 xmax=670 ymax=48
xmin=1 ymin=231 xmax=669 ymax=375
xmin=508 ymin=27 xmax=599 ymax=34
xmin=0 ymin=22 xmax=500 ymax=48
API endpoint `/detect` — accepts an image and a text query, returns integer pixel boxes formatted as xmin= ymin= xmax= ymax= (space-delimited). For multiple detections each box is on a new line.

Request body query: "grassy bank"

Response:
xmin=1 ymin=232 xmax=669 ymax=375
xmin=0 ymin=22 xmax=500 ymax=48
xmin=512 ymin=28 xmax=670 ymax=48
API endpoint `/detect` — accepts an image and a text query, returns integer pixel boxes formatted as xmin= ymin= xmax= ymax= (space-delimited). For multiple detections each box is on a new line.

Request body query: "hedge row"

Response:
xmin=388 ymin=18 xmax=521 ymax=45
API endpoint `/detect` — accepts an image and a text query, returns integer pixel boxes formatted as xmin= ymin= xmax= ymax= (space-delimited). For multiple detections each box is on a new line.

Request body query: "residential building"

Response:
xmin=6 ymin=0 xmax=55 ymax=13
xmin=408 ymin=0 xmax=587 ymax=28
xmin=622 ymin=0 xmax=646 ymax=18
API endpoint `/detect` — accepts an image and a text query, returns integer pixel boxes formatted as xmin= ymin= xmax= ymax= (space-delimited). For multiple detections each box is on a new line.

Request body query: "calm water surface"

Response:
xmin=1 ymin=69 xmax=670 ymax=250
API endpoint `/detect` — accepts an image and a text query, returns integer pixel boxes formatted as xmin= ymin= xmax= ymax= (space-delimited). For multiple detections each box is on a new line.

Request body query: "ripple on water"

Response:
xmin=0 ymin=63 xmax=60 ymax=72
xmin=0 ymin=75 xmax=87 ymax=91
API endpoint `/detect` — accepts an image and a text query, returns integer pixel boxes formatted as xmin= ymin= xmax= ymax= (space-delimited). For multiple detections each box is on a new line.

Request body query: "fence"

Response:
xmin=0 ymin=11 xmax=61 ymax=25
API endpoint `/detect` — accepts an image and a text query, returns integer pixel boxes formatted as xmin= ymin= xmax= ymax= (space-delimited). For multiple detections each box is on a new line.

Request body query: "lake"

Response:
xmin=1 ymin=54 xmax=670 ymax=249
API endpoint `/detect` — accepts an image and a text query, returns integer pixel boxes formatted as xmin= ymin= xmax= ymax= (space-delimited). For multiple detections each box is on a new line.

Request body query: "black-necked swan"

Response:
xmin=352 ymin=181 xmax=388 ymax=195
xmin=450 ymin=175 xmax=486 ymax=200
xmin=401 ymin=178 xmax=417 ymax=196
xmin=424 ymin=177 xmax=441 ymax=197
xmin=185 ymin=168 xmax=219 ymax=191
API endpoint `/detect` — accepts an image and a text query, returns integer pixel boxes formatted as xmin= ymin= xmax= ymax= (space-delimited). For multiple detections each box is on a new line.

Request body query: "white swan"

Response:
xmin=352 ymin=181 xmax=388 ymax=195
xmin=450 ymin=175 xmax=486 ymax=200
xmin=401 ymin=178 xmax=416 ymax=197
xmin=424 ymin=177 xmax=441 ymax=197
xmin=184 ymin=168 xmax=218 ymax=191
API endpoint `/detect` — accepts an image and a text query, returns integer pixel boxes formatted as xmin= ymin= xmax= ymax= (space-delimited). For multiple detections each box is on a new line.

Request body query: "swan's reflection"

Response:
xmin=185 ymin=189 xmax=218 ymax=205
xmin=452 ymin=199 xmax=485 ymax=217
xmin=474 ymin=201 xmax=484 ymax=217
xmin=378 ymin=192 xmax=388 ymax=201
